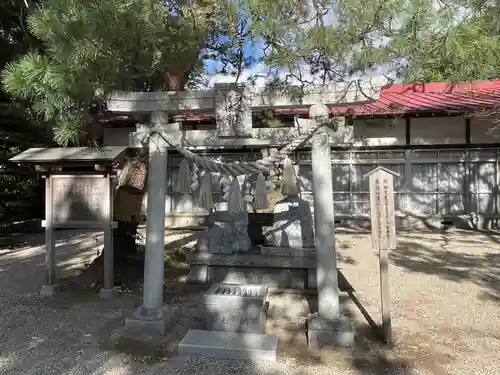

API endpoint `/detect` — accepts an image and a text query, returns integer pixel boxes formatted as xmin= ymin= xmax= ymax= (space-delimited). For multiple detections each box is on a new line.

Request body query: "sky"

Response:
xmin=205 ymin=54 xmax=394 ymax=89
xmin=202 ymin=27 xmax=394 ymax=88
xmin=204 ymin=39 xmax=267 ymax=86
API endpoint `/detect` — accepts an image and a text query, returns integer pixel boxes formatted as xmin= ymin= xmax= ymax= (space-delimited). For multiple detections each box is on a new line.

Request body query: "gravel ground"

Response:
xmin=1 ymin=228 xmax=500 ymax=375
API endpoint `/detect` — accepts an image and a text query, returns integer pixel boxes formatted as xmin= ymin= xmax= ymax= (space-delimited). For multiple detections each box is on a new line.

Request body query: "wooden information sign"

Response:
xmin=51 ymin=175 xmax=109 ymax=226
xmin=364 ymin=166 xmax=398 ymax=250
xmin=9 ymin=146 xmax=127 ymax=299
xmin=363 ymin=166 xmax=399 ymax=344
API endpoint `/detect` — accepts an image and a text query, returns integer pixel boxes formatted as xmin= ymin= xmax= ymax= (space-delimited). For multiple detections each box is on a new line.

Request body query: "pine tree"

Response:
xmin=398 ymin=0 xmax=500 ymax=82
xmin=0 ymin=0 xmax=43 ymax=101
xmin=1 ymin=0 xmax=219 ymax=270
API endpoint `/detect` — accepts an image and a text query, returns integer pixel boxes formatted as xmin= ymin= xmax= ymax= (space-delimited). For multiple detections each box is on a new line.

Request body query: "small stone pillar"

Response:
xmin=125 ymin=111 xmax=179 ymax=335
xmin=307 ymin=103 xmax=354 ymax=349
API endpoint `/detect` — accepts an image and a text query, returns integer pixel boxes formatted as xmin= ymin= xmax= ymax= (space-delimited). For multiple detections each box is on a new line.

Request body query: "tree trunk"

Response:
xmin=112 ymin=150 xmax=147 ymax=265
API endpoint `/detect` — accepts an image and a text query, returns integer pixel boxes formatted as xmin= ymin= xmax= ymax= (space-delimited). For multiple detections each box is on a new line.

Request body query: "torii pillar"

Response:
xmin=124 ymin=112 xmax=180 ymax=335
xmin=307 ymin=103 xmax=354 ymax=349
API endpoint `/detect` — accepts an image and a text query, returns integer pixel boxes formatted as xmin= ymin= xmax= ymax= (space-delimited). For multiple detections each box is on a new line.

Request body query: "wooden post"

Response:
xmin=363 ymin=166 xmax=399 ymax=344
xmin=99 ymin=171 xmax=120 ymax=298
xmin=41 ymin=174 xmax=57 ymax=297
xmin=379 ymin=248 xmax=391 ymax=343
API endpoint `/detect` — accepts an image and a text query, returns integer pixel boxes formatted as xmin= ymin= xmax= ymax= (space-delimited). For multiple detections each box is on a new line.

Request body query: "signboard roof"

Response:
xmin=10 ymin=146 xmax=129 ymax=165
xmin=362 ymin=166 xmax=400 ymax=179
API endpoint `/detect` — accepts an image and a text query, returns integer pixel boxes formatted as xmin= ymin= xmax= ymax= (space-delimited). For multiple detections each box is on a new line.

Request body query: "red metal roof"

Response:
xmin=330 ymin=80 xmax=500 ymax=116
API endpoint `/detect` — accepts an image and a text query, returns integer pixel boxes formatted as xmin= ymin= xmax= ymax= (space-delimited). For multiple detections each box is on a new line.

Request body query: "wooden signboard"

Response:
xmin=363 ymin=166 xmax=399 ymax=344
xmin=50 ymin=174 xmax=110 ymax=227
xmin=364 ymin=166 xmax=398 ymax=250
xmin=9 ymin=146 xmax=126 ymax=298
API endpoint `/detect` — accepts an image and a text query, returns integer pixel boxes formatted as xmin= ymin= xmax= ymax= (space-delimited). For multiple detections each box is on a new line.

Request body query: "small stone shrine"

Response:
xmin=185 ymin=149 xmax=319 ymax=289
xmin=196 ymin=202 xmax=251 ymax=254
xmin=10 ymin=146 xmax=128 ymax=298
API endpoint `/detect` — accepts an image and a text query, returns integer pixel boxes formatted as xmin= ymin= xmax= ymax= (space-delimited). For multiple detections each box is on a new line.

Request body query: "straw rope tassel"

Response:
xmin=228 ymin=177 xmax=245 ymax=215
xmin=198 ymin=172 xmax=213 ymax=210
xmin=253 ymin=172 xmax=269 ymax=209
xmin=176 ymin=158 xmax=191 ymax=193
xmin=281 ymin=155 xmax=298 ymax=196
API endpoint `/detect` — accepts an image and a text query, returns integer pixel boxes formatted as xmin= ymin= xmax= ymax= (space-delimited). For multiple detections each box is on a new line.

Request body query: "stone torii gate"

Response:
xmin=107 ymin=80 xmax=385 ymax=347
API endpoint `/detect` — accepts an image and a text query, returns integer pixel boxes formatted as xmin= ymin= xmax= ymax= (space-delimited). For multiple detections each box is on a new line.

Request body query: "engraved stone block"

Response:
xmin=204 ymin=283 xmax=268 ymax=334
xmin=196 ymin=204 xmax=251 ymax=254
xmin=265 ymin=196 xmax=315 ymax=248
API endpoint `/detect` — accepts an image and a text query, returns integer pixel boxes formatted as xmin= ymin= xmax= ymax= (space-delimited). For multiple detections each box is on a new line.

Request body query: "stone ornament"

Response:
xmin=196 ymin=203 xmax=251 ymax=254
xmin=265 ymin=196 xmax=315 ymax=249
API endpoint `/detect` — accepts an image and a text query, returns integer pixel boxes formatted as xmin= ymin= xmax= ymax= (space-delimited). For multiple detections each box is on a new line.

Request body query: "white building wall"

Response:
xmin=351 ymin=116 xmax=468 ymax=146
xmin=470 ymin=118 xmax=500 ymax=143
xmin=352 ymin=117 xmax=406 ymax=146
xmin=410 ymin=117 xmax=466 ymax=144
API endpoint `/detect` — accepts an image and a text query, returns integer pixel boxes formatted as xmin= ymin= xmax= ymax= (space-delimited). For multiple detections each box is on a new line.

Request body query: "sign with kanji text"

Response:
xmin=363 ymin=166 xmax=399 ymax=250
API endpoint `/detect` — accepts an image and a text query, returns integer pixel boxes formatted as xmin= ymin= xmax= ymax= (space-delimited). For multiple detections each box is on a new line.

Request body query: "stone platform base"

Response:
xmin=179 ymin=329 xmax=279 ymax=362
xmin=307 ymin=313 xmax=354 ymax=350
xmin=186 ymin=249 xmax=352 ymax=290
xmin=186 ymin=249 xmax=314 ymax=289
xmin=99 ymin=286 xmax=121 ymax=299
xmin=124 ymin=304 xmax=180 ymax=336
xmin=193 ymin=265 xmax=309 ymax=289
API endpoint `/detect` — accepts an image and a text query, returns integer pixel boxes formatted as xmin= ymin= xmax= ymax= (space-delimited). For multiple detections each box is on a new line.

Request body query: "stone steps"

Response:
xmin=178 ymin=329 xmax=279 ymax=362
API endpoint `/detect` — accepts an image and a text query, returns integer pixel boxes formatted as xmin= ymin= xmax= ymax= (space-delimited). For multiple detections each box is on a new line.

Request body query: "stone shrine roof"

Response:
xmin=10 ymin=146 xmax=129 ymax=164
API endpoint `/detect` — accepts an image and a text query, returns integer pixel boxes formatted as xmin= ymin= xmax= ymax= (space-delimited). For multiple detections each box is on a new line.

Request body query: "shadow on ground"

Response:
xmin=0 ymin=229 xmax=91 ymax=253
xmin=392 ymin=230 xmax=500 ymax=302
